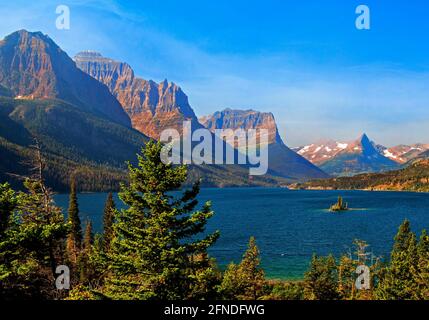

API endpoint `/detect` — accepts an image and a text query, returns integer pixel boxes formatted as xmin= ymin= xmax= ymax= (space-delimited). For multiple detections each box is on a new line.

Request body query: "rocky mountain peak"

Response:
xmin=199 ymin=108 xmax=329 ymax=180
xmin=6 ymin=29 xmax=54 ymax=46
xmin=360 ymin=133 xmax=369 ymax=142
xmin=74 ymin=52 xmax=201 ymax=139
xmin=350 ymin=133 xmax=380 ymax=156
xmin=200 ymin=108 xmax=283 ymax=145
xmin=0 ymin=30 xmax=131 ymax=127
xmin=296 ymin=133 xmax=399 ymax=176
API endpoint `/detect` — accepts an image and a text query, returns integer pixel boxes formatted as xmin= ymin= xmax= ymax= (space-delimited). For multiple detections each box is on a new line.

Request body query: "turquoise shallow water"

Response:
xmin=54 ymin=188 xmax=429 ymax=280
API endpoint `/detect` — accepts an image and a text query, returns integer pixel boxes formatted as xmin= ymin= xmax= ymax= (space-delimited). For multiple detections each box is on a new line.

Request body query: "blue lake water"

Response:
xmin=54 ymin=188 xmax=429 ymax=280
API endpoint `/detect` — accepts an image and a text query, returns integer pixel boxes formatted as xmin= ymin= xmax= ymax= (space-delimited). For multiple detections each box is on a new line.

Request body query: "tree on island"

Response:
xmin=329 ymin=196 xmax=348 ymax=212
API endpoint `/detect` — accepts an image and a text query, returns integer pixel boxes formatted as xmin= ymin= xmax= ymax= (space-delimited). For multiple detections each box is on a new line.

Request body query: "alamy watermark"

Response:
xmin=356 ymin=4 xmax=370 ymax=30
xmin=55 ymin=265 xmax=70 ymax=290
xmin=160 ymin=121 xmax=269 ymax=176
xmin=56 ymin=5 xmax=70 ymax=30
xmin=355 ymin=265 xmax=371 ymax=290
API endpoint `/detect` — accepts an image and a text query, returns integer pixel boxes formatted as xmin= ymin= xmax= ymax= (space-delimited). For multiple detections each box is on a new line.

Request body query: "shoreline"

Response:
xmin=288 ymin=187 xmax=429 ymax=194
xmin=54 ymin=186 xmax=429 ymax=195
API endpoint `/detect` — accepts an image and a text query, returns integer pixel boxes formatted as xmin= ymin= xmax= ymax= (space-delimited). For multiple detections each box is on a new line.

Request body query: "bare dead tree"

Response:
xmin=25 ymin=138 xmax=60 ymax=283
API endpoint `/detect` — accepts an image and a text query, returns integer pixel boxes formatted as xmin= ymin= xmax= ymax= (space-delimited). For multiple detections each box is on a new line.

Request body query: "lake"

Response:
xmin=54 ymin=188 xmax=429 ymax=280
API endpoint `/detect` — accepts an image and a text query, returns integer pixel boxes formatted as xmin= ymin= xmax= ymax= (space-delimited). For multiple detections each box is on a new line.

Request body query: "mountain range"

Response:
xmin=293 ymin=134 xmax=429 ymax=176
xmin=74 ymin=51 xmax=203 ymax=139
xmin=0 ymin=30 xmax=319 ymax=191
xmin=0 ymin=31 xmax=152 ymax=190
xmin=380 ymin=144 xmax=429 ymax=164
xmin=200 ymin=109 xmax=329 ymax=180
xmin=73 ymin=51 xmax=328 ymax=181
xmin=0 ymin=30 xmax=427 ymax=191
xmin=0 ymin=30 xmax=130 ymax=127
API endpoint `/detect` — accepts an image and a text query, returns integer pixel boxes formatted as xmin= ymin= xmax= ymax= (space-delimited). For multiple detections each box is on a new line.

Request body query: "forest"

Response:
xmin=292 ymin=159 xmax=429 ymax=193
xmin=0 ymin=141 xmax=428 ymax=300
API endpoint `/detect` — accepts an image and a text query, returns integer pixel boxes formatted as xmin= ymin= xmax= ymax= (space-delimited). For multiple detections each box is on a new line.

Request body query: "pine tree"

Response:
xmin=219 ymin=237 xmax=265 ymax=300
xmin=375 ymin=220 xmax=419 ymax=299
xmin=0 ymin=183 xmax=17 ymax=240
xmin=337 ymin=255 xmax=355 ymax=299
xmin=66 ymin=178 xmax=82 ymax=264
xmin=9 ymin=178 xmax=68 ymax=299
xmin=0 ymin=183 xmax=19 ymax=297
xmin=415 ymin=230 xmax=429 ymax=299
xmin=1 ymin=143 xmax=68 ymax=299
xmin=83 ymin=220 xmax=94 ymax=251
xmin=78 ymin=219 xmax=94 ymax=285
xmin=103 ymin=141 xmax=220 ymax=300
xmin=238 ymin=237 xmax=265 ymax=299
xmin=304 ymin=254 xmax=340 ymax=300
xmin=187 ymin=254 xmax=222 ymax=300
xmin=102 ymin=192 xmax=115 ymax=251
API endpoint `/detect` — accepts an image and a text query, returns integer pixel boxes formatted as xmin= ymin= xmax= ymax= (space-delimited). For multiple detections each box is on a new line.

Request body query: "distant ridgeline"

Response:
xmin=290 ymin=159 xmax=429 ymax=193
xmin=1 ymin=30 xmax=428 ymax=192
xmin=0 ymin=31 xmax=294 ymax=191
xmin=0 ymin=30 xmax=330 ymax=191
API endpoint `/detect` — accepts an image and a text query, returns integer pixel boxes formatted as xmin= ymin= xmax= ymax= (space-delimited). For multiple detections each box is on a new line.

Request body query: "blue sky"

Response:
xmin=1 ymin=0 xmax=429 ymax=147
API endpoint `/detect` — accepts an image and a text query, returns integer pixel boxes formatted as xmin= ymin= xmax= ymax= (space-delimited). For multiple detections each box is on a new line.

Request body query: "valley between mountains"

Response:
xmin=0 ymin=30 xmax=428 ymax=192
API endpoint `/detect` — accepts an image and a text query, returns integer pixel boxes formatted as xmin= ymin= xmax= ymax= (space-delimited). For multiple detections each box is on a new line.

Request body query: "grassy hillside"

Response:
xmin=290 ymin=159 xmax=429 ymax=192
xmin=0 ymin=96 xmax=144 ymax=191
xmin=1 ymin=97 xmax=148 ymax=166
xmin=0 ymin=137 xmax=127 ymax=192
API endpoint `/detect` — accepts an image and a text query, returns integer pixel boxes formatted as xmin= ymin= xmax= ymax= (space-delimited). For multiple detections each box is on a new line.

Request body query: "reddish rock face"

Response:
xmin=199 ymin=108 xmax=283 ymax=146
xmin=199 ymin=108 xmax=329 ymax=180
xmin=0 ymin=30 xmax=131 ymax=127
xmin=74 ymin=51 xmax=202 ymax=139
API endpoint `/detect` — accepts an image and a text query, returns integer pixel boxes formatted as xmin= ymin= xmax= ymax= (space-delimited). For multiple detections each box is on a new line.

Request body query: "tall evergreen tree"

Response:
xmin=415 ymin=230 xmax=429 ymax=299
xmin=83 ymin=220 xmax=94 ymax=251
xmin=103 ymin=141 xmax=219 ymax=300
xmin=0 ymin=183 xmax=17 ymax=240
xmin=375 ymin=220 xmax=419 ymax=300
xmin=219 ymin=237 xmax=265 ymax=300
xmin=337 ymin=255 xmax=356 ymax=299
xmin=7 ymin=178 xmax=68 ymax=299
xmin=102 ymin=192 xmax=115 ymax=251
xmin=78 ymin=219 xmax=95 ymax=285
xmin=66 ymin=178 xmax=82 ymax=263
xmin=304 ymin=254 xmax=340 ymax=300
xmin=0 ymin=183 xmax=19 ymax=297
xmin=0 ymin=142 xmax=69 ymax=299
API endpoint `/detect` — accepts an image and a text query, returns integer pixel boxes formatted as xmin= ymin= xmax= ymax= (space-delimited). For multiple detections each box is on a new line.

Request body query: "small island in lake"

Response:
xmin=329 ymin=196 xmax=349 ymax=212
